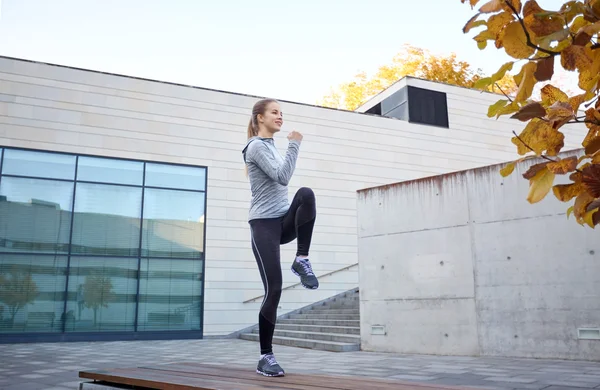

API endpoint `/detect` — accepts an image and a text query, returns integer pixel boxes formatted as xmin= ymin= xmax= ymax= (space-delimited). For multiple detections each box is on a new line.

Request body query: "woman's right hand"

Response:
xmin=288 ymin=130 xmax=303 ymax=142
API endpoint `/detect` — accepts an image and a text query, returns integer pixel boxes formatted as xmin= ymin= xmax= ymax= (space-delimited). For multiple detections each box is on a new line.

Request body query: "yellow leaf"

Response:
xmin=511 ymin=118 xmax=565 ymax=156
xmin=578 ymin=21 xmax=600 ymax=35
xmin=479 ymin=0 xmax=503 ymax=13
xmin=537 ymin=28 xmax=570 ymax=51
xmin=476 ymin=62 xmax=515 ymax=90
xmin=527 ymin=166 xmax=555 ymax=203
xmin=488 ymin=11 xmax=516 ymax=46
xmin=514 ymin=62 xmax=538 ymax=103
xmin=583 ymin=108 xmax=600 ymax=147
xmin=523 ymin=162 xmax=550 ymax=179
xmin=553 ymin=182 xmax=584 ymax=202
xmin=495 ymin=101 xmax=520 ymax=117
xmin=503 ymin=0 xmax=522 ymax=13
xmin=500 ymin=161 xmax=516 ymax=177
xmin=462 ymin=0 xmax=481 ymax=8
xmin=523 ymin=0 xmax=565 ymax=37
xmin=546 ymin=101 xmax=576 ymax=123
xmin=567 ymin=205 xmax=575 ymax=218
xmin=501 ymin=21 xmax=536 ymax=59
xmin=540 ymin=85 xmax=569 ymax=107
xmin=561 ymin=46 xmax=593 ymax=71
xmin=568 ymin=91 xmax=595 ymax=112
xmin=570 ymin=16 xmax=590 ymax=35
xmin=583 ymin=208 xmax=598 ymax=228
xmin=585 ymin=137 xmax=600 ymax=155
xmin=510 ymin=101 xmax=547 ymax=121
xmin=582 ymin=164 xmax=600 ymax=198
xmin=547 ymin=156 xmax=578 ymax=174
xmin=573 ymin=189 xmax=595 ymax=222
xmin=463 ymin=13 xmax=486 ymax=33
xmin=487 ymin=99 xmax=511 ymax=117
xmin=578 ymin=49 xmax=600 ymax=92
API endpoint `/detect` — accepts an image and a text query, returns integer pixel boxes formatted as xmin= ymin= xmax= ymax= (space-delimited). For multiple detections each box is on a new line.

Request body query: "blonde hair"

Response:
xmin=247 ymin=98 xmax=278 ymax=139
xmin=245 ymin=98 xmax=278 ymax=176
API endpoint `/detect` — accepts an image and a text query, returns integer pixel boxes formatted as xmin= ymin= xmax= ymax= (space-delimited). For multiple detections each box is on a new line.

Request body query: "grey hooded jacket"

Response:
xmin=242 ymin=136 xmax=301 ymax=221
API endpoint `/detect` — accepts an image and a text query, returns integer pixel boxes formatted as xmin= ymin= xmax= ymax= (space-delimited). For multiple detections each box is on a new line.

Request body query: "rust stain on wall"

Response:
xmin=357 ymin=148 xmax=584 ymax=199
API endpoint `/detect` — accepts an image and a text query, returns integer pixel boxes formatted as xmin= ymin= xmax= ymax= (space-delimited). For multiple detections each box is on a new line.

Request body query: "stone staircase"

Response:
xmin=239 ymin=288 xmax=360 ymax=352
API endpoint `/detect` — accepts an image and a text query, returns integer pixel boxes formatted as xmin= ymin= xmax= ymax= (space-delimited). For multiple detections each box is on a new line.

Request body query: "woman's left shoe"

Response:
xmin=291 ymin=258 xmax=319 ymax=289
xmin=257 ymin=353 xmax=285 ymax=377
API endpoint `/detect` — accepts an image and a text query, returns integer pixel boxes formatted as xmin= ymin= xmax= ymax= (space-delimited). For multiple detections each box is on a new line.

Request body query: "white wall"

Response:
xmin=0 ymin=56 xmax=589 ymax=336
xmin=357 ymin=149 xmax=600 ymax=361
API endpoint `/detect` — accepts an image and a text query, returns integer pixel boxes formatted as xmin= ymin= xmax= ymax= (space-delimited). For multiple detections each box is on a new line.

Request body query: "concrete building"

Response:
xmin=0 ymin=55 xmax=588 ymax=343
xmin=356 ymin=149 xmax=600 ymax=361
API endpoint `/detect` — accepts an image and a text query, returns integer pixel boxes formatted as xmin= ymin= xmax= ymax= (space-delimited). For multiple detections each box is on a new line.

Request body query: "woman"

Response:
xmin=242 ymin=98 xmax=319 ymax=377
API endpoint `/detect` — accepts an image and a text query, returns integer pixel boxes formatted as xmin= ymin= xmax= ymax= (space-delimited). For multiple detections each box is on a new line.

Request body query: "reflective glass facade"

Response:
xmin=0 ymin=147 xmax=207 ymax=342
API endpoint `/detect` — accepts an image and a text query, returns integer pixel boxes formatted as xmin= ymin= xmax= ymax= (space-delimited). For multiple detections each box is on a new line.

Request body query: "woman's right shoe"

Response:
xmin=256 ymin=353 xmax=285 ymax=377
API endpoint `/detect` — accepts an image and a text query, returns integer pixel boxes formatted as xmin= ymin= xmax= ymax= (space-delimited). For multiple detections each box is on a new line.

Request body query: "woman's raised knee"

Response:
xmin=298 ymin=187 xmax=315 ymax=201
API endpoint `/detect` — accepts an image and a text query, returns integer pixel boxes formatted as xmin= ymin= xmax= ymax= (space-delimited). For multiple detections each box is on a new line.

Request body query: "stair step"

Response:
xmin=288 ymin=314 xmax=358 ymax=320
xmin=314 ymin=303 xmax=358 ymax=309
xmin=239 ymin=333 xmax=360 ymax=352
xmin=251 ymin=329 xmax=360 ymax=343
xmin=278 ymin=319 xmax=360 ymax=327
xmin=304 ymin=309 xmax=359 ymax=315
xmin=275 ymin=324 xmax=360 ymax=335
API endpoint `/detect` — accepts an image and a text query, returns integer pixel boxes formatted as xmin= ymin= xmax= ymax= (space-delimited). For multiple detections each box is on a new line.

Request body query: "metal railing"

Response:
xmin=242 ymin=262 xmax=359 ymax=304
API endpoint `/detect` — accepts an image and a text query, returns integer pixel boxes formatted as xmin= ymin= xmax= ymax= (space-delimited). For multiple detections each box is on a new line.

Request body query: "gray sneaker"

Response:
xmin=291 ymin=258 xmax=319 ymax=289
xmin=256 ymin=353 xmax=285 ymax=377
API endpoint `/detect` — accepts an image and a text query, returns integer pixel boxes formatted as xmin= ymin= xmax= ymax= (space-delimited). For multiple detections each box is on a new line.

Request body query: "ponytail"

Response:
xmin=247 ymin=118 xmax=257 ymax=139
xmin=244 ymin=98 xmax=278 ymax=177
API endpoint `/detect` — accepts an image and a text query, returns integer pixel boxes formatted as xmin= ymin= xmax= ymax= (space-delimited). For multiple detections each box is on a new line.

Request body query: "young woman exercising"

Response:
xmin=242 ymin=98 xmax=319 ymax=377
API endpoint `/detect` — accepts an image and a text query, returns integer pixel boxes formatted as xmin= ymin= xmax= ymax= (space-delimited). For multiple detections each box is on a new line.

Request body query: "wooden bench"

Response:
xmin=79 ymin=362 xmax=478 ymax=389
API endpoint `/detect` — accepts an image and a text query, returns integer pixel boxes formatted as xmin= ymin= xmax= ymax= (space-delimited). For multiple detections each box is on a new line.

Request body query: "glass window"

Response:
xmin=137 ymin=258 xmax=202 ymax=331
xmin=71 ymin=183 xmax=142 ymax=257
xmin=0 ymin=177 xmax=73 ymax=254
xmin=385 ymin=102 xmax=409 ymax=121
xmin=2 ymin=149 xmax=76 ymax=180
xmin=0 ymin=254 xmax=67 ymax=333
xmin=65 ymin=257 xmax=138 ymax=332
xmin=145 ymin=163 xmax=206 ymax=191
xmin=77 ymin=156 xmax=143 ymax=186
xmin=142 ymin=188 xmax=205 ymax=259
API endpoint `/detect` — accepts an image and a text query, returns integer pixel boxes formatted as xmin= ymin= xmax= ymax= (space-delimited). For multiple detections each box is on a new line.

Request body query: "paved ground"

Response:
xmin=0 ymin=339 xmax=599 ymax=390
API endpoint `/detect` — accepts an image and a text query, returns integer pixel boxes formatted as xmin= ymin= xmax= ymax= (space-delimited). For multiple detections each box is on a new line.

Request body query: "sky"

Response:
xmin=0 ymin=0 xmax=576 ymax=105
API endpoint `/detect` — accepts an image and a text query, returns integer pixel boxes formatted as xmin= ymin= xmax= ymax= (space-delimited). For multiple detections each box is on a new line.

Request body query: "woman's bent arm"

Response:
xmin=247 ymin=140 xmax=300 ymax=186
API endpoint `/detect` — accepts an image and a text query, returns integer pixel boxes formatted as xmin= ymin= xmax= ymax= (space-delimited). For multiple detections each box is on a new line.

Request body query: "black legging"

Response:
xmin=249 ymin=187 xmax=316 ymax=355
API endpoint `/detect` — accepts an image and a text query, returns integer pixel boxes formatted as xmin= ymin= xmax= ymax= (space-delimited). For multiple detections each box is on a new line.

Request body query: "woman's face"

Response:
xmin=259 ymin=102 xmax=283 ymax=133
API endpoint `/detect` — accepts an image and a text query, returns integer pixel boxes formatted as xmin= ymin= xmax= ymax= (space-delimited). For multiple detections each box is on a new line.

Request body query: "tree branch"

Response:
xmin=495 ymin=82 xmax=513 ymax=102
xmin=512 ymin=131 xmax=559 ymax=162
xmin=512 ymin=130 xmax=583 ymax=173
xmin=565 ymin=118 xmax=600 ymax=125
xmin=504 ymin=1 xmax=560 ymax=56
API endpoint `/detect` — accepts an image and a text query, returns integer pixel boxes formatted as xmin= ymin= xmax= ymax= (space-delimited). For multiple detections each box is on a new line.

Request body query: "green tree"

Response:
xmin=318 ymin=43 xmax=518 ymax=110
xmin=0 ymin=266 xmax=39 ymax=327
xmin=83 ymin=271 xmax=115 ymax=326
xmin=460 ymin=0 xmax=600 ymax=228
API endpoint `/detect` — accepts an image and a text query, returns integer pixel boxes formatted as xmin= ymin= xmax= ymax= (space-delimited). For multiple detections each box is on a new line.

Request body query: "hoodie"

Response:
xmin=242 ymin=136 xmax=301 ymax=221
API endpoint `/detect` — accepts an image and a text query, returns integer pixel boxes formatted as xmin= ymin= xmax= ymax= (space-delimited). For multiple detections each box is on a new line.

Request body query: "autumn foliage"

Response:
xmin=461 ymin=0 xmax=600 ymax=228
xmin=319 ymin=44 xmax=517 ymax=110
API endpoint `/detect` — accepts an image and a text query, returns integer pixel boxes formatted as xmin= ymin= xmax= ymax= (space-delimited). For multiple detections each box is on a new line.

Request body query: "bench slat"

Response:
xmin=80 ymin=363 xmax=476 ymax=390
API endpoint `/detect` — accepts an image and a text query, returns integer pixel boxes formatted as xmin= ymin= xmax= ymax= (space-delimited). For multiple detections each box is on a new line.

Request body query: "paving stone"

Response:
xmin=389 ymin=374 xmax=439 ymax=381
xmin=0 ymin=339 xmax=599 ymax=389
xmin=543 ymin=381 xmax=599 ymax=388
